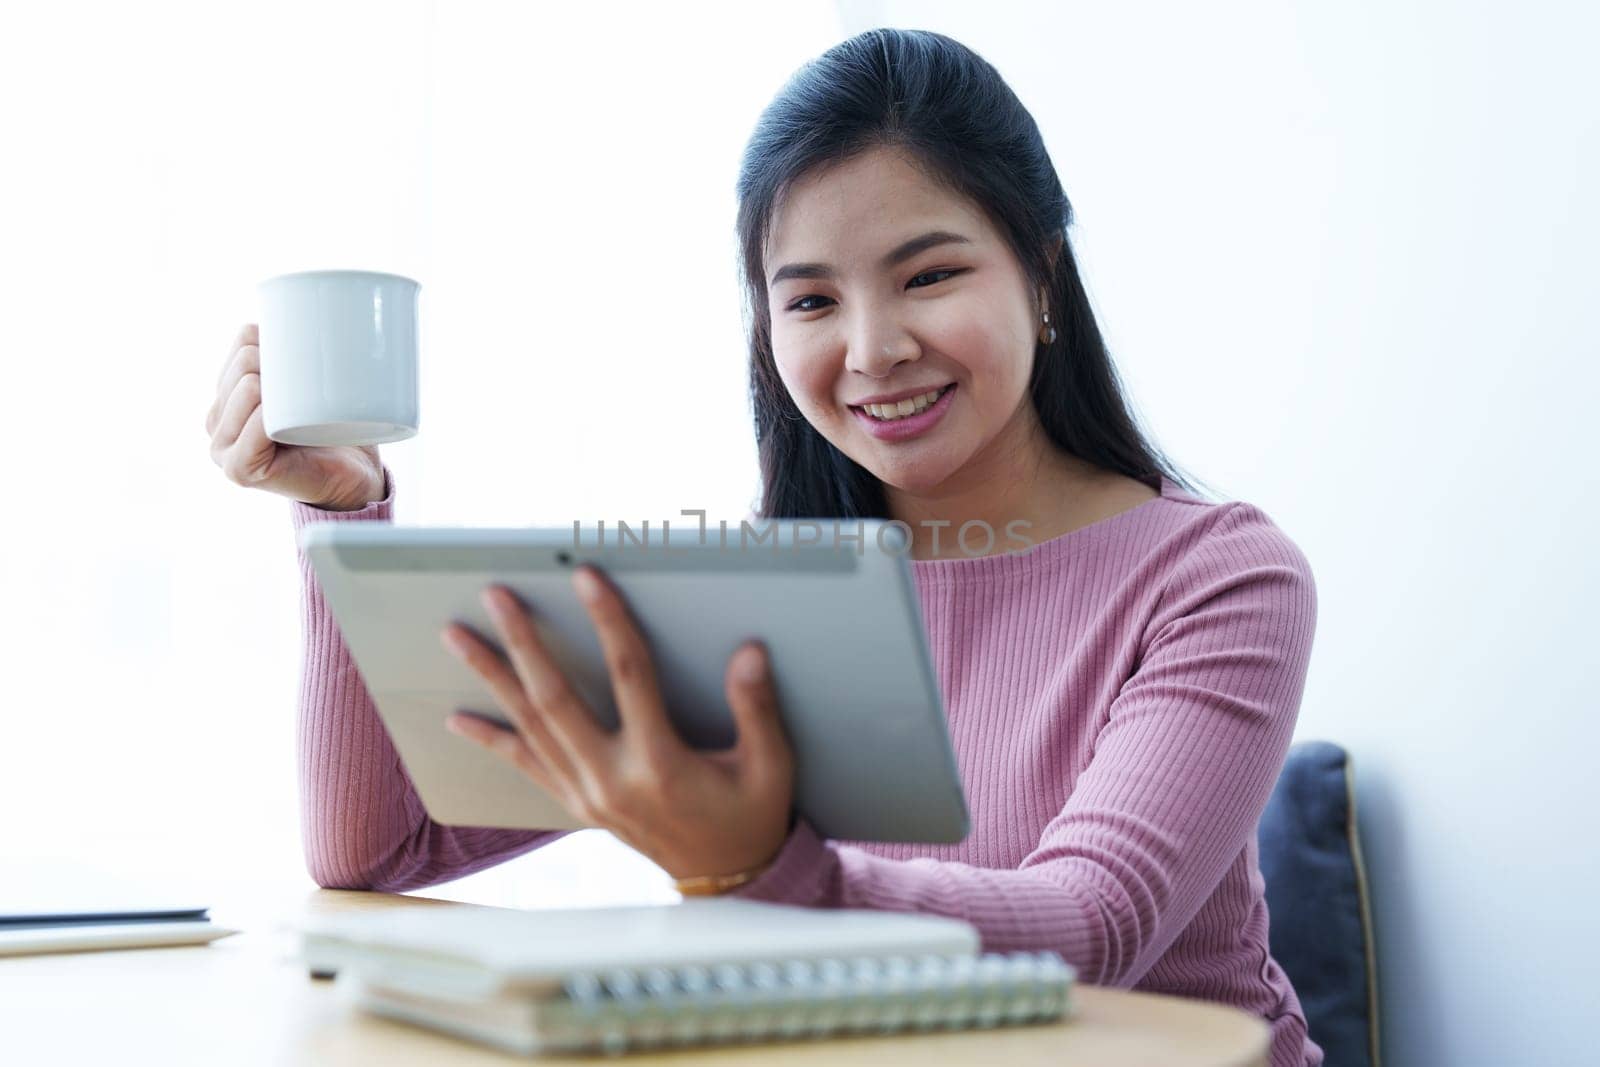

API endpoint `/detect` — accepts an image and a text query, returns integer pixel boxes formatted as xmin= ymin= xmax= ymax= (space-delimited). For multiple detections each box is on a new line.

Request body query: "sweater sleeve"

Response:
xmin=291 ymin=466 xmax=564 ymax=891
xmin=730 ymin=504 xmax=1317 ymax=988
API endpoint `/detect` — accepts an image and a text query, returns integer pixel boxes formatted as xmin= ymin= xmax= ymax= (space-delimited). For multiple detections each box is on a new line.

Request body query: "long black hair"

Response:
xmin=737 ymin=28 xmax=1185 ymax=520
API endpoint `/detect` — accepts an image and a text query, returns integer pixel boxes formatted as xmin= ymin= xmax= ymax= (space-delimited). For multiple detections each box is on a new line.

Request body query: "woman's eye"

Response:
xmin=908 ymin=268 xmax=963 ymax=289
xmin=787 ymin=295 xmax=835 ymax=312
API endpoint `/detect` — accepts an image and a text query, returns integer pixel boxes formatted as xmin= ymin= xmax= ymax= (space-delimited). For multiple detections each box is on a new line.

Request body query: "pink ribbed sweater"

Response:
xmin=292 ymin=471 xmax=1321 ymax=1067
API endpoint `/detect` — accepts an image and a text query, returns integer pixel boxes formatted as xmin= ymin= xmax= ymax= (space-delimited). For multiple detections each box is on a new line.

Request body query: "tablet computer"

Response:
xmin=298 ymin=520 xmax=969 ymax=844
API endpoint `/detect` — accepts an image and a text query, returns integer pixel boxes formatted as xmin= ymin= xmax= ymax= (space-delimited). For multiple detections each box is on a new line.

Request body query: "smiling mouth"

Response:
xmin=851 ymin=384 xmax=955 ymax=422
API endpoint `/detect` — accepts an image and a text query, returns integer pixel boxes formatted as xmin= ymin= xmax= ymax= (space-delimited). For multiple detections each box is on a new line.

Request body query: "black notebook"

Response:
xmin=0 ymin=862 xmax=235 ymax=956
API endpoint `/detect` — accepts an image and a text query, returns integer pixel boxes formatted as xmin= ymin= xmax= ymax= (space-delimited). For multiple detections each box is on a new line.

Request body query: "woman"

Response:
xmin=205 ymin=29 xmax=1320 ymax=1067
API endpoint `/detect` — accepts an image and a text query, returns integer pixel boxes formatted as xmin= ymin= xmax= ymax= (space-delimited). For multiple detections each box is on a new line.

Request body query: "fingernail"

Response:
xmin=736 ymin=645 xmax=766 ymax=683
xmin=573 ymin=567 xmax=602 ymax=604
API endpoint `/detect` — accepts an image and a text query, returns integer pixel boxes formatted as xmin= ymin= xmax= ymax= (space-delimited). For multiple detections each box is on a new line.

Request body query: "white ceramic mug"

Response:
xmin=257 ymin=269 xmax=421 ymax=446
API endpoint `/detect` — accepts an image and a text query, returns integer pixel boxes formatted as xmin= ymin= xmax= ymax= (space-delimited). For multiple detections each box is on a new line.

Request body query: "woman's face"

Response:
xmin=765 ymin=146 xmax=1043 ymax=498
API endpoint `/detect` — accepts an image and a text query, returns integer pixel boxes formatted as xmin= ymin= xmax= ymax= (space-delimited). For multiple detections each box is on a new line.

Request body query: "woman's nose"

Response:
xmin=844 ymin=315 xmax=920 ymax=378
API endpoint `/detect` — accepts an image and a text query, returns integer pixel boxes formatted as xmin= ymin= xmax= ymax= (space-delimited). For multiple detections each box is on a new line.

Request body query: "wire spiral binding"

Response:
xmin=541 ymin=951 xmax=1074 ymax=1055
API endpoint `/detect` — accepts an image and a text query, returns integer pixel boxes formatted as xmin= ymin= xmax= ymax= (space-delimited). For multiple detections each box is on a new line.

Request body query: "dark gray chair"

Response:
xmin=1258 ymin=740 xmax=1382 ymax=1066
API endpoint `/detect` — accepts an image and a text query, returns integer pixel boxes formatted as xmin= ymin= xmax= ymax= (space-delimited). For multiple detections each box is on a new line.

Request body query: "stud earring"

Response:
xmin=1039 ymin=310 xmax=1057 ymax=346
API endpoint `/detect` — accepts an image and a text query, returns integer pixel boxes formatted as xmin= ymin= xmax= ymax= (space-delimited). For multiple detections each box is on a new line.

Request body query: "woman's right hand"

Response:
xmin=205 ymin=324 xmax=387 ymax=511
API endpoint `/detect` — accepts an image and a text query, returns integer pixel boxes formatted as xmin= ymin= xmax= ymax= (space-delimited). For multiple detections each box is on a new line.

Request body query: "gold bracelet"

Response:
xmin=674 ymin=862 xmax=772 ymax=897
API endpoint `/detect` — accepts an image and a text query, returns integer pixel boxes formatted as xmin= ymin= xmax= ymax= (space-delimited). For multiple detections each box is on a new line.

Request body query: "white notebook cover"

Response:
xmin=302 ymin=899 xmax=980 ymax=998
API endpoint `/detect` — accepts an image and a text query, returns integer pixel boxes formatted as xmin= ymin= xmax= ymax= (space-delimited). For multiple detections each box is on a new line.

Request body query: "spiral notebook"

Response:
xmin=301 ymin=899 xmax=1074 ymax=1055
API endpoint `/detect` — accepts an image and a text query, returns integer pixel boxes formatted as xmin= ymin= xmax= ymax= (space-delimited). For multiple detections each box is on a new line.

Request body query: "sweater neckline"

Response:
xmin=907 ymin=476 xmax=1191 ymax=583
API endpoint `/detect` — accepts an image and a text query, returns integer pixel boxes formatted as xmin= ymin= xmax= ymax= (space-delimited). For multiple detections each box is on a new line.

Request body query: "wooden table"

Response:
xmin=0 ymin=889 xmax=1269 ymax=1066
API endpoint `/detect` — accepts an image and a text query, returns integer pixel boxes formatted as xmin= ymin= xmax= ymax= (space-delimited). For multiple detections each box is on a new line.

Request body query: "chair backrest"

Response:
xmin=1257 ymin=740 xmax=1381 ymax=1067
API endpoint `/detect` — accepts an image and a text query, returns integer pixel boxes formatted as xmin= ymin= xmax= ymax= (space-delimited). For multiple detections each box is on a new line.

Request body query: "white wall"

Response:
xmin=0 ymin=1 xmax=841 ymax=908
xmin=837 ymin=1 xmax=1600 ymax=1062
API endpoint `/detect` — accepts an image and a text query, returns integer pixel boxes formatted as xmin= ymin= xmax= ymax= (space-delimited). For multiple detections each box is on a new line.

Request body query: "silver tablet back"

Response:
xmin=300 ymin=520 xmax=969 ymax=844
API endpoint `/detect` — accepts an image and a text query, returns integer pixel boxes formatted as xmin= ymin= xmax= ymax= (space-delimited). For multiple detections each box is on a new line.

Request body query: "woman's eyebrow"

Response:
xmin=768 ymin=230 xmax=972 ymax=287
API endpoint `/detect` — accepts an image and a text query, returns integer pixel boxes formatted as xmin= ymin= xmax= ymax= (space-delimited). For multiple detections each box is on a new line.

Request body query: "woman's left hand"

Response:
xmin=440 ymin=565 xmax=794 ymax=881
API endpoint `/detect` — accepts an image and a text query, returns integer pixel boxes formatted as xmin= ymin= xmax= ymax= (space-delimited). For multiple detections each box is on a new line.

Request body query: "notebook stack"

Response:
xmin=300 ymin=899 xmax=1074 ymax=1055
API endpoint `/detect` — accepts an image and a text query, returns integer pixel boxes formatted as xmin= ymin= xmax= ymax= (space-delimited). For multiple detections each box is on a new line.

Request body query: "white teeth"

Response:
xmin=862 ymin=388 xmax=946 ymax=421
